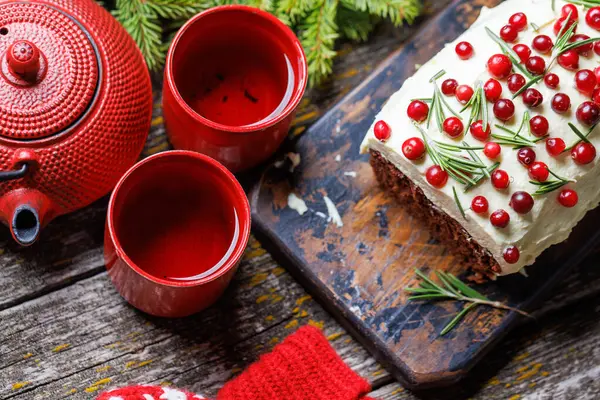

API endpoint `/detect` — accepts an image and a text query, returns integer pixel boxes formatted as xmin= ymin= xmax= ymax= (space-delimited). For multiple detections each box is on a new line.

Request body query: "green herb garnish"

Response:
xmin=452 ymin=186 xmax=466 ymax=219
xmin=530 ymin=169 xmax=572 ymax=196
xmin=463 ymin=162 xmax=500 ymax=192
xmin=405 ymin=269 xmax=530 ymax=336
xmin=485 ymin=27 xmax=533 ymax=79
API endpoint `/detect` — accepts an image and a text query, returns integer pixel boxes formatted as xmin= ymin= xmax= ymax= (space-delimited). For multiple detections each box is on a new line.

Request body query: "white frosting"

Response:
xmin=361 ymin=0 xmax=600 ymax=274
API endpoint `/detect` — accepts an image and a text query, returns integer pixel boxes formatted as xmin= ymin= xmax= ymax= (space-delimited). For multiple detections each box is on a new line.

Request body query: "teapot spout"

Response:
xmin=1 ymin=189 xmax=52 ymax=246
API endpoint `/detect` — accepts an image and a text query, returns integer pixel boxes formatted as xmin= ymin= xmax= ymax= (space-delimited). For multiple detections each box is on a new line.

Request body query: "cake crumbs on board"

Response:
xmin=324 ymin=196 xmax=343 ymax=227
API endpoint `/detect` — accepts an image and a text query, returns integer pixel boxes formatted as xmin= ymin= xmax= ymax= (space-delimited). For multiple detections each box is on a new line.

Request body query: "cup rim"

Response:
xmin=106 ymin=150 xmax=251 ymax=288
xmin=165 ymin=5 xmax=308 ymax=134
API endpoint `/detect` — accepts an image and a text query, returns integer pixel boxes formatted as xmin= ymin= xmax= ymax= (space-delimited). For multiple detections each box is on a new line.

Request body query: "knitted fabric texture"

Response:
xmin=97 ymin=326 xmax=375 ymax=400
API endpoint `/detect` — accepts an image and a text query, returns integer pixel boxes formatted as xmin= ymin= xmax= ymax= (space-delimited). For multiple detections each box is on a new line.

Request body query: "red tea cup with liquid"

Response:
xmin=104 ymin=151 xmax=251 ymax=317
xmin=163 ymin=5 xmax=308 ymax=172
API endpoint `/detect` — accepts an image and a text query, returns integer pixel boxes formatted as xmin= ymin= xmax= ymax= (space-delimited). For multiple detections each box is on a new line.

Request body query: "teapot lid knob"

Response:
xmin=7 ymin=40 xmax=41 ymax=80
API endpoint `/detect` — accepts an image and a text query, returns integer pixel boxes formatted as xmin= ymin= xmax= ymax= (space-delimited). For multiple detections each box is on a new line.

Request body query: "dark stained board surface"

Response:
xmin=250 ymin=0 xmax=600 ymax=389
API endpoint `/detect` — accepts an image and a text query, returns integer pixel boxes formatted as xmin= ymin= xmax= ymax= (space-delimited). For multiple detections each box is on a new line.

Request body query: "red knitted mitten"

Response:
xmin=97 ymin=385 xmax=206 ymax=399
xmin=217 ymin=326 xmax=373 ymax=400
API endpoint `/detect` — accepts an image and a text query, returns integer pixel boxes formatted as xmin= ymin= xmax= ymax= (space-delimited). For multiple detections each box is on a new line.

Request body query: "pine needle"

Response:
xmin=108 ymin=0 xmax=422 ymax=86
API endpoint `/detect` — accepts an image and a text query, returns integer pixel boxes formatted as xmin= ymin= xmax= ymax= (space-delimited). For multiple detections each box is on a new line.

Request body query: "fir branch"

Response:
xmin=337 ymin=6 xmax=374 ymax=41
xmin=300 ymin=0 xmax=340 ymax=87
xmin=405 ymin=269 xmax=530 ymax=336
xmin=276 ymin=0 xmax=314 ymax=25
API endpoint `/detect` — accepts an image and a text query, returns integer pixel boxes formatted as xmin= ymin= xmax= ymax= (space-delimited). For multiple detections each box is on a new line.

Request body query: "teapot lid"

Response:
xmin=0 ymin=2 xmax=100 ymax=141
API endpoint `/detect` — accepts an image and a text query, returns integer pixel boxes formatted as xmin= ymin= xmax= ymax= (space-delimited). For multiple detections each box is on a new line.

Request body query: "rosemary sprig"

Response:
xmin=531 ymin=22 xmax=540 ymax=32
xmin=485 ymin=27 xmax=533 ymax=79
xmin=530 ymin=169 xmax=571 ymax=195
xmin=413 ymin=122 xmax=485 ymax=185
xmin=460 ymin=84 xmax=488 ymax=132
xmin=511 ymin=75 xmax=543 ymax=99
xmin=463 ymin=140 xmax=490 ymax=178
xmin=565 ymin=0 xmax=600 ymax=9
xmin=564 ymin=123 xmax=598 ymax=152
xmin=405 ymin=269 xmax=530 ymax=336
xmin=426 ymin=70 xmax=462 ymax=133
xmin=463 ymin=162 xmax=500 ymax=192
xmin=548 ymin=15 xmax=600 ymax=69
xmin=492 ymin=129 xmax=536 ymax=148
xmin=452 ymin=186 xmax=466 ymax=219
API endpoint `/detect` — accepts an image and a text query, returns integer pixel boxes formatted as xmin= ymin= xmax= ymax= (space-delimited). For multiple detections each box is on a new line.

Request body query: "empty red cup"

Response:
xmin=104 ymin=151 xmax=251 ymax=317
xmin=163 ymin=5 xmax=308 ymax=172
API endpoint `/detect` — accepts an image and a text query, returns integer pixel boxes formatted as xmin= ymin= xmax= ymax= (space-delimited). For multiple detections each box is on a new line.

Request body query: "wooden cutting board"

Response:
xmin=250 ymin=0 xmax=600 ymax=390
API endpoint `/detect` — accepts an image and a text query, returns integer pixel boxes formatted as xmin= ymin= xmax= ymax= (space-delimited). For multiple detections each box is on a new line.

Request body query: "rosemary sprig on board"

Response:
xmin=405 ymin=269 xmax=530 ymax=336
xmin=564 ymin=122 xmax=598 ymax=152
xmin=412 ymin=122 xmax=486 ymax=186
xmin=485 ymin=27 xmax=533 ymax=79
xmin=530 ymin=169 xmax=571 ymax=195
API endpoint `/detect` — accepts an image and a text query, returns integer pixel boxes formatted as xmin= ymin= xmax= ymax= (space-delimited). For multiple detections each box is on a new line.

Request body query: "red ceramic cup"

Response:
xmin=104 ymin=151 xmax=251 ymax=317
xmin=163 ymin=5 xmax=308 ymax=172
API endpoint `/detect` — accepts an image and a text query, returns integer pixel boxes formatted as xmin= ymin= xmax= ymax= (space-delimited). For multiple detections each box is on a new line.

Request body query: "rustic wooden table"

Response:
xmin=2 ymin=1 xmax=600 ymax=399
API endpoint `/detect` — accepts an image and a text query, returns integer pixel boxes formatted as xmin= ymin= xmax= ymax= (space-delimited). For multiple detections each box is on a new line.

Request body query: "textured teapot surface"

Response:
xmin=0 ymin=0 xmax=153 ymax=244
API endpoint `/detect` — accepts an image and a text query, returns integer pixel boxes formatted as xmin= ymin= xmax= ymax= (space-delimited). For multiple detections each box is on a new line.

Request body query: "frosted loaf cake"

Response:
xmin=361 ymin=0 xmax=600 ymax=277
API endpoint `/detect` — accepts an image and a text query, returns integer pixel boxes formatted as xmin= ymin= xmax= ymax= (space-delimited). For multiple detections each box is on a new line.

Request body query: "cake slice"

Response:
xmin=361 ymin=0 xmax=600 ymax=277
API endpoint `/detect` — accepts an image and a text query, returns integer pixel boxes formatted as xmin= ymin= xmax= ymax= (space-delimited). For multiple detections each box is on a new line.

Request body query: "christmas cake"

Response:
xmin=361 ymin=0 xmax=600 ymax=276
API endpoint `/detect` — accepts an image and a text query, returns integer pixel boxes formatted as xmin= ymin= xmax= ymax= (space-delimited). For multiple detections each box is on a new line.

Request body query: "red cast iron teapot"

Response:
xmin=0 ymin=0 xmax=153 ymax=245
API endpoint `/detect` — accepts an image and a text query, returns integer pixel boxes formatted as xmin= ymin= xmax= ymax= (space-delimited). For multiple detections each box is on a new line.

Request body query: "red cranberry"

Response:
xmin=522 ymin=88 xmax=543 ymax=108
xmin=575 ymin=70 xmax=597 ymax=95
xmin=526 ymin=56 xmax=546 ymax=75
xmin=529 ymin=115 xmax=549 ymax=137
xmin=558 ymin=189 xmax=579 ymax=207
xmin=594 ymin=88 xmax=600 ymax=104
xmin=576 ymin=101 xmax=600 ymax=126
xmin=595 ymin=41 xmax=600 ymax=56
xmin=586 ymin=7 xmax=600 ymax=30
xmin=528 ymin=161 xmax=549 ymax=181
xmin=402 ymin=137 xmax=425 ymax=160
xmin=532 ymin=35 xmax=553 ymax=53
xmin=471 ymin=196 xmax=489 ymax=214
xmin=487 ymin=54 xmax=513 ymax=79
xmin=493 ymin=98 xmax=515 ymax=120
xmin=510 ymin=191 xmax=534 ymax=214
xmin=441 ymin=78 xmax=458 ymax=95
xmin=551 ymin=93 xmax=571 ymax=113
xmin=507 ymin=74 xmax=526 ymax=93
xmin=509 ymin=12 xmax=528 ymax=31
xmin=517 ymin=147 xmax=536 ymax=166
xmin=407 ymin=100 xmax=429 ymax=122
xmin=374 ymin=120 xmax=391 ymax=141
xmin=490 ymin=209 xmax=510 ymax=228
xmin=570 ymin=34 xmax=593 ymax=55
xmin=554 ymin=16 xmax=577 ymax=36
xmin=456 ymin=85 xmax=474 ymax=104
xmin=455 ymin=41 xmax=474 ymax=59
xmin=484 ymin=142 xmax=501 ymax=159
xmin=513 ymin=44 xmax=531 ymax=63
xmin=443 ymin=116 xmax=464 ymax=138
xmin=594 ymin=67 xmax=600 ymax=84
xmin=500 ymin=24 xmax=518 ymax=42
xmin=546 ymin=137 xmax=566 ymax=156
xmin=571 ymin=142 xmax=597 ymax=164
xmin=491 ymin=169 xmax=510 ymax=189
xmin=426 ymin=165 xmax=449 ymax=188
xmin=562 ymin=4 xmax=579 ymax=19
xmin=484 ymin=78 xmax=503 ymax=102
xmin=544 ymin=73 xmax=560 ymax=89
xmin=503 ymin=246 xmax=520 ymax=264
xmin=470 ymin=120 xmax=491 ymax=141
xmin=558 ymin=50 xmax=580 ymax=70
